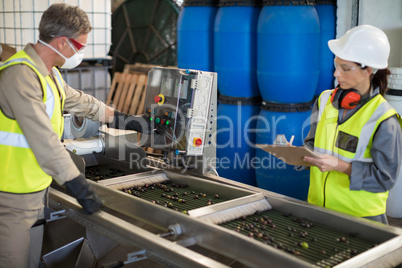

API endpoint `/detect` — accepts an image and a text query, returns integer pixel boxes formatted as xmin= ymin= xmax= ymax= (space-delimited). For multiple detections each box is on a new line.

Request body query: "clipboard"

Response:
xmin=256 ymin=144 xmax=321 ymax=166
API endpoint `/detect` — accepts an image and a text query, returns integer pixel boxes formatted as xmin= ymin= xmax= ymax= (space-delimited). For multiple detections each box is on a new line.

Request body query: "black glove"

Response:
xmin=108 ymin=110 xmax=152 ymax=134
xmin=64 ymin=174 xmax=103 ymax=214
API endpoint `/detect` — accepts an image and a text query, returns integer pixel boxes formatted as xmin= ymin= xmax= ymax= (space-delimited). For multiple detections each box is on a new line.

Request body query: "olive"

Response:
xmin=248 ymin=232 xmax=254 ymax=238
xmin=182 ymin=210 xmax=188 ymax=214
xmin=293 ymin=250 xmax=301 ymax=256
xmin=319 ymin=249 xmax=326 ymax=255
xmin=300 ymin=242 xmax=309 ymax=249
xmin=181 ymin=199 xmax=186 ymax=204
xmin=173 ymin=193 xmax=179 ymax=197
xmin=214 ymin=194 xmax=220 ymax=199
xmin=311 ymin=237 xmax=318 ymax=242
xmin=207 ymin=201 xmax=212 ymax=206
xmin=350 ymin=249 xmax=358 ymax=255
xmin=182 ymin=192 xmax=188 ymax=196
xmin=194 ymin=195 xmax=199 ymax=199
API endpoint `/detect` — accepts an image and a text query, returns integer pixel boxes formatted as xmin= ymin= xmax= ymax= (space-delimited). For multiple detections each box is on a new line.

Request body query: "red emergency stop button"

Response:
xmin=154 ymin=94 xmax=165 ymax=105
xmin=193 ymin=138 xmax=202 ymax=147
xmin=154 ymin=95 xmax=162 ymax=103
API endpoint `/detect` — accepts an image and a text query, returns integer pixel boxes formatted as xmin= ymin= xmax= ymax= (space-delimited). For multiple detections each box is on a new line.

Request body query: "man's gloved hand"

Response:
xmin=108 ymin=110 xmax=152 ymax=134
xmin=64 ymin=174 xmax=103 ymax=214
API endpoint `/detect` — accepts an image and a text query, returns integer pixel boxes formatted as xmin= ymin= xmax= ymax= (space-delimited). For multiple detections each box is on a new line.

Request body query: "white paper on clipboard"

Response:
xmin=256 ymin=144 xmax=321 ymax=166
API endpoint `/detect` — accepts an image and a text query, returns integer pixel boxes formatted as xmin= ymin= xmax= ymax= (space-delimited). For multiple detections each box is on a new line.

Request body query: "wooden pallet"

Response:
xmin=106 ymin=63 xmax=162 ymax=155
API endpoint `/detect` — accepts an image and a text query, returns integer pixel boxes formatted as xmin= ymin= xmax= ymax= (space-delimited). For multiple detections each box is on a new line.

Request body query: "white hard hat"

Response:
xmin=328 ymin=25 xmax=390 ymax=69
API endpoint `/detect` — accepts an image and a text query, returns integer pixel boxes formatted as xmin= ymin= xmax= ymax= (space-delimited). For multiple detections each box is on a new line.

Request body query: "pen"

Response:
xmin=289 ymin=135 xmax=295 ymax=146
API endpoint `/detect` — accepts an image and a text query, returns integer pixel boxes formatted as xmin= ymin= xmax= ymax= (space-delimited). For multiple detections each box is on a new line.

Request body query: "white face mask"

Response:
xmin=39 ymin=39 xmax=84 ymax=69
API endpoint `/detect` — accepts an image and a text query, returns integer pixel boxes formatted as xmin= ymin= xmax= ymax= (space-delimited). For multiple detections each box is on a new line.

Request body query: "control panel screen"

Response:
xmin=143 ymin=68 xmax=196 ymax=151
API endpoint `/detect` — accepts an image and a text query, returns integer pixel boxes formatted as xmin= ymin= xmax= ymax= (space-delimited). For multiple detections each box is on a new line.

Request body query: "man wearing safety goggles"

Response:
xmin=0 ymin=3 xmax=150 ymax=267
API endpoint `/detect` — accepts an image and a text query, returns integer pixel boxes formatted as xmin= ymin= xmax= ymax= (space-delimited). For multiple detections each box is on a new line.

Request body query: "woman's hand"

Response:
xmin=304 ymin=154 xmax=352 ymax=176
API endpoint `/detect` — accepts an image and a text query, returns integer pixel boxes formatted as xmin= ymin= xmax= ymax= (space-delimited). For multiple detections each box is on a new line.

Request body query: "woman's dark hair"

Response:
xmin=372 ymin=68 xmax=391 ymax=96
xmin=358 ymin=64 xmax=390 ymax=96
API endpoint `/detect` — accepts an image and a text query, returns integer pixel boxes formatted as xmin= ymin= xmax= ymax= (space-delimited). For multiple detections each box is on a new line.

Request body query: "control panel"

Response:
xmin=143 ymin=67 xmax=217 ymax=161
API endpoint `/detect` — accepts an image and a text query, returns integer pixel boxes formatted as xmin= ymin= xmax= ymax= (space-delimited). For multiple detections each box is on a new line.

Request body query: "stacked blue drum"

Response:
xmin=255 ymin=0 xmax=319 ymax=200
xmin=255 ymin=102 xmax=311 ymax=200
xmin=314 ymin=0 xmax=336 ymax=97
xmin=177 ymin=0 xmax=218 ymax=71
xmin=217 ymin=96 xmax=261 ymax=185
xmin=215 ymin=0 xmax=262 ymax=185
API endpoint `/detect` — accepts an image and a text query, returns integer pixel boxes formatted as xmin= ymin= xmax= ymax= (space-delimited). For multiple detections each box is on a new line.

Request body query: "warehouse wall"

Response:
xmin=337 ymin=0 xmax=402 ymax=67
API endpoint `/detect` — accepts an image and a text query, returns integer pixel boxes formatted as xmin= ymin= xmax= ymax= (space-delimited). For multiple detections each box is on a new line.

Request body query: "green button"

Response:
xmin=155 ymin=117 xmax=161 ymax=124
xmin=166 ymin=120 xmax=170 ymax=125
xmin=150 ymin=117 xmax=153 ymax=121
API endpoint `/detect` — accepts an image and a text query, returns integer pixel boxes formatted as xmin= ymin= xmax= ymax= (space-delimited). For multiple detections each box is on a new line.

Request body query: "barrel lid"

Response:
xmin=219 ymin=94 xmax=262 ymax=105
xmin=183 ymin=0 xmax=219 ymax=6
xmin=386 ymin=89 xmax=402 ymax=97
xmin=262 ymin=0 xmax=316 ymax=6
xmin=261 ymin=101 xmax=312 ymax=112
xmin=316 ymin=0 xmax=336 ymax=4
xmin=218 ymin=0 xmax=262 ymax=6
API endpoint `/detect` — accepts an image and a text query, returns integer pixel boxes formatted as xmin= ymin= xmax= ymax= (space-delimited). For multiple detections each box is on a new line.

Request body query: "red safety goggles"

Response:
xmin=68 ymin=38 xmax=87 ymax=53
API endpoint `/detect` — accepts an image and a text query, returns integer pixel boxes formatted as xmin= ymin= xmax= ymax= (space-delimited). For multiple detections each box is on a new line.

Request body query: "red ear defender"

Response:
xmin=340 ymin=90 xmax=361 ymax=109
xmin=331 ymin=87 xmax=362 ymax=110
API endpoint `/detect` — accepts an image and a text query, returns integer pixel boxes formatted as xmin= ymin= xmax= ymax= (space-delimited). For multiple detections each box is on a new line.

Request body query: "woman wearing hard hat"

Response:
xmin=302 ymin=25 xmax=402 ymax=224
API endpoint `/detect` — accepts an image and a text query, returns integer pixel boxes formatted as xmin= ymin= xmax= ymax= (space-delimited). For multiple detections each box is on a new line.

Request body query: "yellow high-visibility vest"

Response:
xmin=309 ymin=89 xmax=402 ymax=217
xmin=0 ymin=50 xmax=66 ymax=193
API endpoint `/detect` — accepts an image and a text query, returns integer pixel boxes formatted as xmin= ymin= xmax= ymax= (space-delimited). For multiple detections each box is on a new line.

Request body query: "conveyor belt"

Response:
xmin=219 ymin=210 xmax=376 ymax=267
xmin=120 ymin=179 xmax=231 ymax=213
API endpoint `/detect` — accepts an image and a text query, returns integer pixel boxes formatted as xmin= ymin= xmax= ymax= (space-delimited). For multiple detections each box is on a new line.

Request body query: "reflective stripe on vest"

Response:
xmin=0 ymin=58 xmax=58 ymax=148
xmin=308 ymin=90 xmax=400 ymax=217
xmin=0 ymin=50 xmax=65 ymax=193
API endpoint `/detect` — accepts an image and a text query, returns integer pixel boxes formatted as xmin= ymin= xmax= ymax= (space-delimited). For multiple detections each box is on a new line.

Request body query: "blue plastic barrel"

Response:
xmin=257 ymin=1 xmax=320 ymax=103
xmin=255 ymin=102 xmax=312 ymax=200
xmin=177 ymin=0 xmax=218 ymax=71
xmin=216 ymin=95 xmax=261 ymax=186
xmin=214 ymin=0 xmax=261 ymax=97
xmin=315 ymin=1 xmax=336 ymax=97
